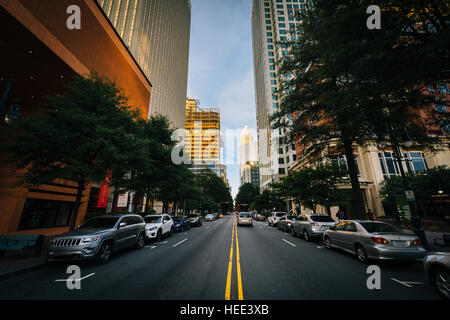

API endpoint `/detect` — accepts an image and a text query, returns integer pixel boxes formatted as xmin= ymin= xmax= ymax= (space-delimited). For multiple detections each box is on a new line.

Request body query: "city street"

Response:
xmin=0 ymin=215 xmax=442 ymax=300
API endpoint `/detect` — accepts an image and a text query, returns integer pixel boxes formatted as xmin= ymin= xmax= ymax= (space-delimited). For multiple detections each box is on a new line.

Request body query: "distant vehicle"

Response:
xmin=205 ymin=214 xmax=215 ymax=222
xmin=188 ymin=213 xmax=203 ymax=227
xmin=278 ymin=215 xmax=298 ymax=232
xmin=268 ymin=212 xmax=287 ymax=226
xmin=144 ymin=214 xmax=174 ymax=242
xmin=238 ymin=212 xmax=253 ymax=227
xmin=424 ymin=251 xmax=450 ymax=299
xmin=323 ymin=220 xmax=426 ymax=263
xmin=172 ymin=216 xmax=191 ymax=232
xmin=48 ymin=214 xmax=145 ymax=264
xmin=255 ymin=213 xmax=266 ymax=221
xmin=292 ymin=213 xmax=336 ymax=241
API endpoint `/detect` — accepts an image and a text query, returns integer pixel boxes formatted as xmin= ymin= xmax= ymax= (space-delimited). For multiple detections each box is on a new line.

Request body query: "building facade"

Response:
xmin=251 ymin=0 xmax=306 ymax=189
xmin=0 ymin=0 xmax=151 ymax=236
xmin=239 ymin=126 xmax=259 ymax=186
xmin=241 ymin=161 xmax=261 ymax=189
xmin=98 ymin=0 xmax=191 ymax=129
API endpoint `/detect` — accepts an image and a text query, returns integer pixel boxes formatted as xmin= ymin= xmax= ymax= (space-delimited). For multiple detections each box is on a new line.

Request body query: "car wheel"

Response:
xmin=430 ymin=267 xmax=450 ymax=299
xmin=155 ymin=229 xmax=162 ymax=242
xmin=355 ymin=244 xmax=369 ymax=264
xmin=324 ymin=236 xmax=332 ymax=249
xmin=96 ymin=241 xmax=112 ymax=264
xmin=303 ymin=230 xmax=310 ymax=242
xmin=136 ymin=233 xmax=145 ymax=249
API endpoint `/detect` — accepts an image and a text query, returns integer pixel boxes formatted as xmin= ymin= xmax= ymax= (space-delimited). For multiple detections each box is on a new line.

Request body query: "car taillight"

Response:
xmin=371 ymin=237 xmax=389 ymax=244
xmin=311 ymin=222 xmax=319 ymax=226
xmin=413 ymin=239 xmax=422 ymax=246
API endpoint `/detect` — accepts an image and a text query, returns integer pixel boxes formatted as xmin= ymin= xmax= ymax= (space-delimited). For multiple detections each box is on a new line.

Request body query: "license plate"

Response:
xmin=392 ymin=240 xmax=408 ymax=247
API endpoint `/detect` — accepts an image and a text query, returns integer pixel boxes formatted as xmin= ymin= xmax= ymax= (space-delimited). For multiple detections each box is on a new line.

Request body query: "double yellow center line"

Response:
xmin=225 ymin=217 xmax=244 ymax=300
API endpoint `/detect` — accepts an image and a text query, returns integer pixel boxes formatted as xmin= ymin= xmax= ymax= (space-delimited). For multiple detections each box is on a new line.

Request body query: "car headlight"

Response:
xmin=82 ymin=236 xmax=99 ymax=243
xmin=147 ymin=226 xmax=157 ymax=231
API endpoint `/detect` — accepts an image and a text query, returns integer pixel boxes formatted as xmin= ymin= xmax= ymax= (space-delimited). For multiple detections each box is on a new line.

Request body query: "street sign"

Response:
xmin=117 ymin=193 xmax=128 ymax=208
xmin=405 ymin=190 xmax=415 ymax=201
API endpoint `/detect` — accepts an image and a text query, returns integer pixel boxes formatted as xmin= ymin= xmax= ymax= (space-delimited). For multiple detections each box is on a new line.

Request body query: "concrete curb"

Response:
xmin=0 ymin=261 xmax=48 ymax=281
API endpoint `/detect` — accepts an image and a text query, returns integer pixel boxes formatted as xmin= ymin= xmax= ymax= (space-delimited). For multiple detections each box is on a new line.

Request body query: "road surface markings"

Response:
xmin=145 ymin=246 xmax=157 ymax=249
xmin=173 ymin=238 xmax=188 ymax=247
xmin=391 ymin=278 xmax=423 ymax=288
xmin=282 ymin=239 xmax=297 ymax=247
xmin=55 ymin=273 xmax=95 ymax=282
xmin=316 ymin=246 xmax=324 ymax=249
xmin=234 ymin=221 xmax=244 ymax=300
xmin=162 ymin=241 xmax=168 ymax=244
xmin=206 ymin=226 xmax=210 ymax=229
xmin=225 ymin=219 xmax=235 ymax=300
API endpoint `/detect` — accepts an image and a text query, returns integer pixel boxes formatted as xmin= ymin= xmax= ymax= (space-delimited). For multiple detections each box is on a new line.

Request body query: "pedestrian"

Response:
xmin=336 ymin=209 xmax=344 ymax=221
xmin=367 ymin=209 xmax=375 ymax=221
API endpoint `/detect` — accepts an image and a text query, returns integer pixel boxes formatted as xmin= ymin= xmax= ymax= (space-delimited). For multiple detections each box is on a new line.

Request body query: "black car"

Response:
xmin=188 ymin=213 xmax=203 ymax=227
xmin=172 ymin=215 xmax=191 ymax=232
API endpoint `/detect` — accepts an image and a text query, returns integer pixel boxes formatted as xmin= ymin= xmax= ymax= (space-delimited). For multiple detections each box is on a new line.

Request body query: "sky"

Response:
xmin=187 ymin=0 xmax=257 ymax=199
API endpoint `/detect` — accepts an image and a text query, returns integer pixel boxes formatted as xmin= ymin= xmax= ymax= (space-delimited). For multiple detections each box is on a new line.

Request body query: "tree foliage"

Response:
xmin=235 ymin=183 xmax=260 ymax=208
xmin=250 ymin=189 xmax=286 ymax=214
xmin=271 ymin=0 xmax=449 ymax=218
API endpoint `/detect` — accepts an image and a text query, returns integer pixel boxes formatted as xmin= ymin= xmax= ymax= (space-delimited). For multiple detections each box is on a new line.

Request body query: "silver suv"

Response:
xmin=48 ymin=214 xmax=145 ymax=264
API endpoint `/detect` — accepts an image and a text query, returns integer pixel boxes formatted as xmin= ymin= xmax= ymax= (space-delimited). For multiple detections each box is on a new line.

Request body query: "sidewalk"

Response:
xmin=0 ymin=240 xmax=49 ymax=281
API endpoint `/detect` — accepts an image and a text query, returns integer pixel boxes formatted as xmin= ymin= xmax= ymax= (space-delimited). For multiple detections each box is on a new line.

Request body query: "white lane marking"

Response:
xmin=183 ymin=232 xmax=188 ymax=235
xmin=316 ymin=246 xmax=323 ymax=249
xmin=144 ymin=245 xmax=157 ymax=249
xmin=282 ymin=239 xmax=296 ymax=247
xmin=206 ymin=226 xmax=210 ymax=229
xmin=162 ymin=241 xmax=168 ymax=244
xmin=391 ymin=278 xmax=423 ymax=288
xmin=55 ymin=273 xmax=95 ymax=282
xmin=173 ymin=238 xmax=188 ymax=247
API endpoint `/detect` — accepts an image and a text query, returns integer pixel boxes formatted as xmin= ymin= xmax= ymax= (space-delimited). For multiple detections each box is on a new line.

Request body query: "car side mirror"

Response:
xmin=76 ymin=225 xmax=81 ymax=230
xmin=119 ymin=222 xmax=127 ymax=229
xmin=162 ymin=220 xmax=166 ymax=224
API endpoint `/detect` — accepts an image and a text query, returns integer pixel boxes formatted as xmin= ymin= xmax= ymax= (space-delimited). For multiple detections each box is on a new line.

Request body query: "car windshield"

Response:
xmin=276 ymin=213 xmax=286 ymax=217
xmin=311 ymin=216 xmax=334 ymax=222
xmin=240 ymin=213 xmax=251 ymax=217
xmin=144 ymin=216 xmax=162 ymax=224
xmin=79 ymin=217 xmax=119 ymax=229
xmin=360 ymin=222 xmax=400 ymax=233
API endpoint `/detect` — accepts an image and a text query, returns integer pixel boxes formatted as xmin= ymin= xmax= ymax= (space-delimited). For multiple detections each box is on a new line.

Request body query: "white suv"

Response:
xmin=143 ymin=214 xmax=174 ymax=242
xmin=268 ymin=212 xmax=287 ymax=226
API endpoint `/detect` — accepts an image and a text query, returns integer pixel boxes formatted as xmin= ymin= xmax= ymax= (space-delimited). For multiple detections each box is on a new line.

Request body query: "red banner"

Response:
xmin=96 ymin=175 xmax=111 ymax=208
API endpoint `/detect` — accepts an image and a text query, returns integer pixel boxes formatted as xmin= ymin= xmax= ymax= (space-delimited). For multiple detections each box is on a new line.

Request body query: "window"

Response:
xmin=271 ymin=87 xmax=276 ymax=92
xmin=264 ymin=2 xmax=269 ymax=6
xmin=279 ymin=30 xmax=287 ymax=34
xmin=279 ymin=168 xmax=286 ymax=174
xmin=272 ymin=95 xmax=278 ymax=100
xmin=266 ymin=26 xmax=272 ymax=30
xmin=270 ymin=65 xmax=275 ymax=70
xmin=279 ymin=148 xmax=283 ymax=154
xmin=267 ymin=38 xmax=273 ymax=43
xmin=378 ymin=152 xmax=400 ymax=177
xmin=268 ymin=45 xmax=274 ymax=50
xmin=265 ymin=14 xmax=271 ymax=18
xmin=267 ymin=32 xmax=272 ymax=36
xmin=332 ymin=155 xmax=360 ymax=175
xmin=438 ymin=82 xmax=449 ymax=94
xmin=435 ymin=103 xmax=447 ymax=113
xmin=273 ymin=103 xmax=278 ymax=108
xmin=286 ymin=156 xmax=290 ymax=163
xmin=271 ymin=80 xmax=277 ymax=85
xmin=279 ymin=158 xmax=285 ymax=164
xmin=293 ymin=154 xmax=297 ymax=161
xmin=277 ymin=5 xmax=283 ymax=9
xmin=344 ymin=222 xmax=357 ymax=232
xmin=408 ymin=152 xmax=428 ymax=173
xmin=19 ymin=199 xmax=73 ymax=230
xmin=279 ymin=23 xmax=286 ymax=28
xmin=269 ymin=58 xmax=275 ymax=63
xmin=270 ymin=72 xmax=276 ymax=77
xmin=266 ymin=20 xmax=271 ymax=24
xmin=268 ymin=51 xmax=274 ymax=56
xmin=278 ymin=16 xmax=285 ymax=21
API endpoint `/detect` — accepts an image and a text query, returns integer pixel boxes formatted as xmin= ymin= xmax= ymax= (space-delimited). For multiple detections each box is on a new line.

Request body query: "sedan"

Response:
xmin=172 ymin=215 xmax=191 ymax=232
xmin=237 ymin=212 xmax=253 ymax=227
xmin=323 ymin=220 xmax=426 ymax=263
xmin=188 ymin=213 xmax=203 ymax=227
xmin=204 ymin=214 xmax=215 ymax=222
xmin=424 ymin=250 xmax=450 ymax=299
xmin=292 ymin=213 xmax=336 ymax=241
xmin=278 ymin=215 xmax=298 ymax=232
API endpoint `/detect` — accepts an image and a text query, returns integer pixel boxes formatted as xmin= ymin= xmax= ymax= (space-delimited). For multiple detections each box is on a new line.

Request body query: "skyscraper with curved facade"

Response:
xmin=98 ymin=0 xmax=191 ymax=129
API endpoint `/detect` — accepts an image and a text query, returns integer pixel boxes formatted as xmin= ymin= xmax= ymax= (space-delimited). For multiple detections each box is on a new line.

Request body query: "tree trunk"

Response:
xmin=70 ymin=182 xmax=85 ymax=230
xmin=343 ymin=138 xmax=366 ymax=219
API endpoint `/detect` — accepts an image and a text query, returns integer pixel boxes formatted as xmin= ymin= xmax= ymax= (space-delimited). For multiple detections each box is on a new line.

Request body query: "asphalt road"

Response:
xmin=0 ymin=215 xmax=443 ymax=300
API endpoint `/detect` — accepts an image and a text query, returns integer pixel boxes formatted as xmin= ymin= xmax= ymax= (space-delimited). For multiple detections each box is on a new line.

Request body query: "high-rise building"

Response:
xmin=241 ymin=161 xmax=261 ymax=189
xmin=185 ymin=98 xmax=221 ymax=167
xmin=239 ymin=126 xmax=258 ymax=186
xmin=251 ymin=0 xmax=305 ymax=189
xmin=98 ymin=0 xmax=191 ymax=129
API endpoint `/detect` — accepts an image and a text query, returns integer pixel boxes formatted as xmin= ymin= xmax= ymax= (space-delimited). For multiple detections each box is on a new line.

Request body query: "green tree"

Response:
xmin=196 ymin=169 xmax=233 ymax=212
xmin=235 ymin=183 xmax=260 ymax=209
xmin=5 ymin=72 xmax=140 ymax=229
xmin=250 ymin=189 xmax=285 ymax=214
xmin=272 ymin=164 xmax=348 ymax=214
xmin=380 ymin=166 xmax=450 ymax=217
xmin=272 ymin=0 xmax=447 ymax=219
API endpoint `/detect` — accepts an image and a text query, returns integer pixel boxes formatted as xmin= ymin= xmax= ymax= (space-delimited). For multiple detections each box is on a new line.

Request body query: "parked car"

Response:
xmin=172 ymin=215 xmax=191 ymax=232
xmin=238 ymin=212 xmax=253 ymax=227
xmin=143 ymin=214 xmax=174 ymax=242
xmin=255 ymin=213 xmax=266 ymax=221
xmin=424 ymin=250 xmax=450 ymax=299
xmin=48 ymin=214 xmax=145 ymax=264
xmin=188 ymin=213 xmax=203 ymax=227
xmin=205 ymin=214 xmax=215 ymax=222
xmin=268 ymin=212 xmax=287 ymax=226
xmin=323 ymin=220 xmax=426 ymax=263
xmin=292 ymin=213 xmax=336 ymax=241
xmin=278 ymin=215 xmax=298 ymax=232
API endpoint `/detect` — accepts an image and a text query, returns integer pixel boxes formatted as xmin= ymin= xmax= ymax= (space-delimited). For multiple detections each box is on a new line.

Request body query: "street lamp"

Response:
xmin=0 ymin=79 xmax=22 ymax=125
xmin=382 ymin=109 xmax=428 ymax=247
